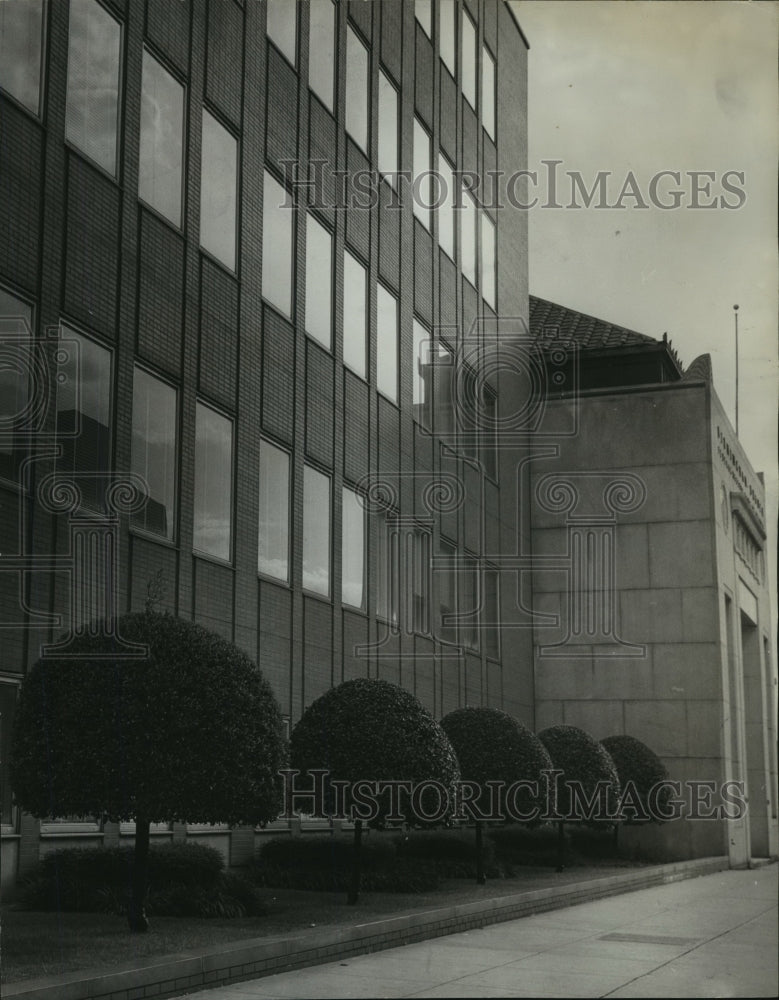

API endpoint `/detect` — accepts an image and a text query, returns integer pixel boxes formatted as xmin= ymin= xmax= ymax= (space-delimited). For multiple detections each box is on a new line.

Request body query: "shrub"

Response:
xmin=489 ymin=823 xmax=571 ymax=867
xmin=10 ymin=612 xmax=288 ymax=930
xmin=601 ymin=735 xmax=670 ymax=822
xmin=394 ymin=829 xmax=503 ymax=879
xmin=259 ymin=835 xmax=397 ymax=871
xmin=538 ymin=725 xmax=620 ymax=822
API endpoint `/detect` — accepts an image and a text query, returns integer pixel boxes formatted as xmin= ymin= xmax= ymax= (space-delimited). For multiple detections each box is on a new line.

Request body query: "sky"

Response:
xmin=511 ymin=0 xmax=778 ymax=617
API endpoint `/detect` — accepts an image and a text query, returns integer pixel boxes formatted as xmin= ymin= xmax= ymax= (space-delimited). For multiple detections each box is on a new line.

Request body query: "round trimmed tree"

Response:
xmin=601 ymin=734 xmax=670 ymax=825
xmin=290 ymin=678 xmax=460 ymax=902
xmin=538 ymin=725 xmax=620 ymax=871
xmin=441 ymin=707 xmax=552 ymax=883
xmin=10 ymin=612 xmax=288 ymax=931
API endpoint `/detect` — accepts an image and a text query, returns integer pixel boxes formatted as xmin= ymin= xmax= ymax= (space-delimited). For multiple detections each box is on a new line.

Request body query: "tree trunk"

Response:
xmin=128 ymin=815 xmax=151 ymax=931
xmin=555 ymin=819 xmax=566 ymax=873
xmin=475 ymin=820 xmax=486 ymax=884
xmin=348 ymin=818 xmax=363 ymax=905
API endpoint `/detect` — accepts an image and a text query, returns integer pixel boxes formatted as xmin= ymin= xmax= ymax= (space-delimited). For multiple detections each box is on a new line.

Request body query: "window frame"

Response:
xmin=129 ymin=364 xmax=179 ymax=544
xmin=461 ymin=8 xmax=477 ymax=111
xmin=265 ymin=0 xmax=298 ymax=67
xmin=199 ymin=106 xmax=239 ymax=273
xmin=413 ymin=116 xmax=433 ymax=231
xmin=308 ymin=0 xmax=335 ymax=110
xmin=261 ymin=168 xmax=295 ymax=320
xmin=0 ymin=0 xmax=47 ymax=117
xmin=304 ymin=212 xmax=334 ymax=351
xmin=257 ymin=437 xmax=291 ymax=584
xmin=341 ymin=483 xmax=366 ymax=611
xmin=378 ymin=67 xmax=399 ymax=188
xmin=345 ymin=22 xmax=370 ymax=154
xmin=302 ymin=463 xmax=332 ymax=599
xmin=192 ymin=399 xmax=234 ymax=565
xmin=376 ymin=282 xmax=399 ymax=405
xmin=343 ymin=247 xmax=368 ymax=380
xmin=138 ymin=46 xmax=186 ymax=229
xmin=482 ymin=43 xmax=496 ymax=142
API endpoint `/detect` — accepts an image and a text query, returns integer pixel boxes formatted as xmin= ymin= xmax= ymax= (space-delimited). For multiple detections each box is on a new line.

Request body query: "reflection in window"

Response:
xmin=482 ymin=386 xmax=497 ymax=481
xmin=460 ymin=552 xmax=479 ymax=650
xmin=200 ymin=110 xmax=237 ymax=270
xmin=65 ymin=0 xmax=122 ymax=174
xmin=0 ymin=683 xmax=17 ymax=827
xmin=410 ymin=528 xmax=430 ymax=634
xmin=461 ymin=10 xmax=476 ymax=109
xmin=258 ymin=440 xmax=289 ymax=581
xmin=413 ymin=319 xmax=432 ymax=429
xmin=483 ymin=46 xmax=496 ymax=140
xmin=462 ymin=189 xmax=477 ymax=286
xmin=305 ymin=214 xmax=332 ymax=350
xmin=415 ymin=0 xmax=431 ymax=37
xmin=438 ymin=154 xmax=456 ymax=260
xmin=0 ymin=0 xmax=44 ymax=114
xmin=342 ymin=486 xmax=365 ymax=609
xmin=378 ymin=71 xmax=398 ymax=185
xmin=481 ymin=213 xmax=496 ymax=308
xmin=413 ymin=118 xmax=432 ymax=230
xmin=0 ymin=289 xmax=32 ymax=483
xmin=345 ymin=25 xmax=368 ymax=153
xmin=139 ymin=50 xmax=184 ymax=227
xmin=343 ymin=250 xmax=367 ymax=378
xmin=303 ymin=466 xmax=330 ymax=596
xmin=194 ymin=402 xmax=233 ymax=561
xmin=440 ymin=0 xmax=456 ymax=77
xmin=56 ymin=327 xmax=112 ymax=509
xmin=434 ymin=338 xmax=455 ymax=438
xmin=437 ymin=537 xmax=457 ymax=645
xmin=484 ymin=567 xmax=500 ymax=659
xmin=376 ymin=509 xmax=399 ymax=627
xmin=266 ymin=0 xmax=297 ymax=65
xmin=308 ymin=0 xmax=334 ymax=110
xmin=131 ymin=368 xmax=177 ymax=540
xmin=377 ymin=285 xmax=398 ymax=403
xmin=262 ymin=171 xmax=293 ymax=318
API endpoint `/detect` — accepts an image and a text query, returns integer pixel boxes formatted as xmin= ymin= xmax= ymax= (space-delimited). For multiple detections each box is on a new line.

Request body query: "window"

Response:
xmin=413 ymin=118 xmax=432 ymax=230
xmin=482 ymin=46 xmax=496 ymax=140
xmin=434 ymin=338 xmax=455 ymax=438
xmin=413 ymin=320 xmax=432 ymax=429
xmin=481 ymin=385 xmax=497 ymax=480
xmin=415 ymin=0 xmax=431 ymax=37
xmin=437 ymin=537 xmax=457 ymax=645
xmin=131 ymin=368 xmax=177 ymax=540
xmin=0 ymin=683 xmax=18 ymax=828
xmin=345 ymin=25 xmax=368 ymax=153
xmin=343 ymin=249 xmax=367 ymax=378
xmin=462 ymin=188 xmax=477 ymax=286
xmin=305 ymin=214 xmax=332 ymax=350
xmin=409 ymin=528 xmax=430 ymax=634
xmin=376 ymin=284 xmax=398 ymax=403
xmin=484 ymin=567 xmax=500 ymax=659
xmin=342 ymin=486 xmax=365 ymax=608
xmin=481 ymin=212 xmax=496 ymax=308
xmin=0 ymin=289 xmax=32 ymax=483
xmin=258 ymin=440 xmax=289 ymax=581
xmin=65 ymin=0 xmax=122 ymax=174
xmin=376 ymin=509 xmax=399 ymax=627
xmin=266 ymin=0 xmax=297 ymax=65
xmin=308 ymin=0 xmax=334 ymax=110
xmin=139 ymin=50 xmax=184 ymax=227
xmin=438 ymin=153 xmax=456 ymax=260
xmin=303 ymin=466 xmax=330 ymax=596
xmin=440 ymin=0 xmax=456 ymax=77
xmin=378 ymin=70 xmax=398 ymax=185
xmin=460 ymin=552 xmax=479 ymax=650
xmin=56 ymin=326 xmax=112 ymax=509
xmin=193 ymin=402 xmax=232 ymax=561
xmin=461 ymin=10 xmax=476 ymax=110
xmin=200 ymin=110 xmax=237 ymax=270
xmin=0 ymin=0 xmax=45 ymax=114
xmin=262 ymin=171 xmax=293 ymax=318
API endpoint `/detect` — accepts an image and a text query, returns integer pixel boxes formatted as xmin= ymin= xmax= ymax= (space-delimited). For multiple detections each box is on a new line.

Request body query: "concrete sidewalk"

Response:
xmin=178 ymin=865 xmax=778 ymax=999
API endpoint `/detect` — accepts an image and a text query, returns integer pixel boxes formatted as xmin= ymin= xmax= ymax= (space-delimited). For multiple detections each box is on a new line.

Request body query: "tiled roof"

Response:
xmin=529 ymin=295 xmax=660 ymax=350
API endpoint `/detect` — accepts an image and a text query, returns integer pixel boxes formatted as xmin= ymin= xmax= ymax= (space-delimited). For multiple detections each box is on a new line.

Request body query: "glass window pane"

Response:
xmin=65 ymin=0 xmax=122 ymax=174
xmin=413 ymin=118 xmax=431 ymax=230
xmin=440 ymin=0 xmax=456 ymax=77
xmin=434 ymin=338 xmax=455 ymax=438
xmin=262 ymin=171 xmax=293 ymax=317
xmin=0 ymin=683 xmax=17 ymax=826
xmin=0 ymin=290 xmax=32 ymax=481
xmin=342 ymin=486 xmax=365 ymax=608
xmin=266 ymin=0 xmax=297 ymax=65
xmin=303 ymin=465 xmax=330 ymax=596
xmin=343 ymin=250 xmax=366 ymax=378
xmin=345 ymin=25 xmax=368 ymax=153
xmin=481 ymin=212 xmax=496 ymax=308
xmin=413 ymin=319 xmax=432 ymax=429
xmin=485 ymin=567 xmax=500 ymax=659
xmin=305 ymin=214 xmax=332 ymax=350
xmin=376 ymin=510 xmax=399 ymax=626
xmin=258 ymin=440 xmax=289 ymax=581
xmin=482 ymin=387 xmax=497 ymax=481
xmin=411 ymin=529 xmax=430 ymax=634
xmin=0 ymin=0 xmax=44 ymax=114
xmin=461 ymin=11 xmax=476 ymax=109
xmin=415 ymin=0 xmax=431 ymax=37
xmin=200 ymin=110 xmax=237 ymax=270
xmin=483 ymin=46 xmax=495 ymax=140
xmin=139 ymin=50 xmax=184 ymax=227
xmin=378 ymin=70 xmax=398 ymax=185
xmin=309 ymin=0 xmax=334 ymax=110
xmin=131 ymin=368 xmax=177 ymax=540
xmin=194 ymin=402 xmax=232 ymax=561
xmin=460 ymin=552 xmax=479 ymax=650
xmin=462 ymin=189 xmax=477 ymax=286
xmin=438 ymin=154 xmax=455 ymax=260
xmin=437 ymin=537 xmax=457 ymax=645
xmin=376 ymin=284 xmax=398 ymax=403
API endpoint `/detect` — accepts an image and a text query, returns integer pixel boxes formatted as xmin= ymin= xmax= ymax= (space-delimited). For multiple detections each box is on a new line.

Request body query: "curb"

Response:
xmin=4 ymin=856 xmax=730 ymax=1000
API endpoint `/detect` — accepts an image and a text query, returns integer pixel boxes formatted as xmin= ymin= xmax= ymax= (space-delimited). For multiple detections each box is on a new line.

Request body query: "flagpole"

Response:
xmin=733 ymin=304 xmax=739 ymax=436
